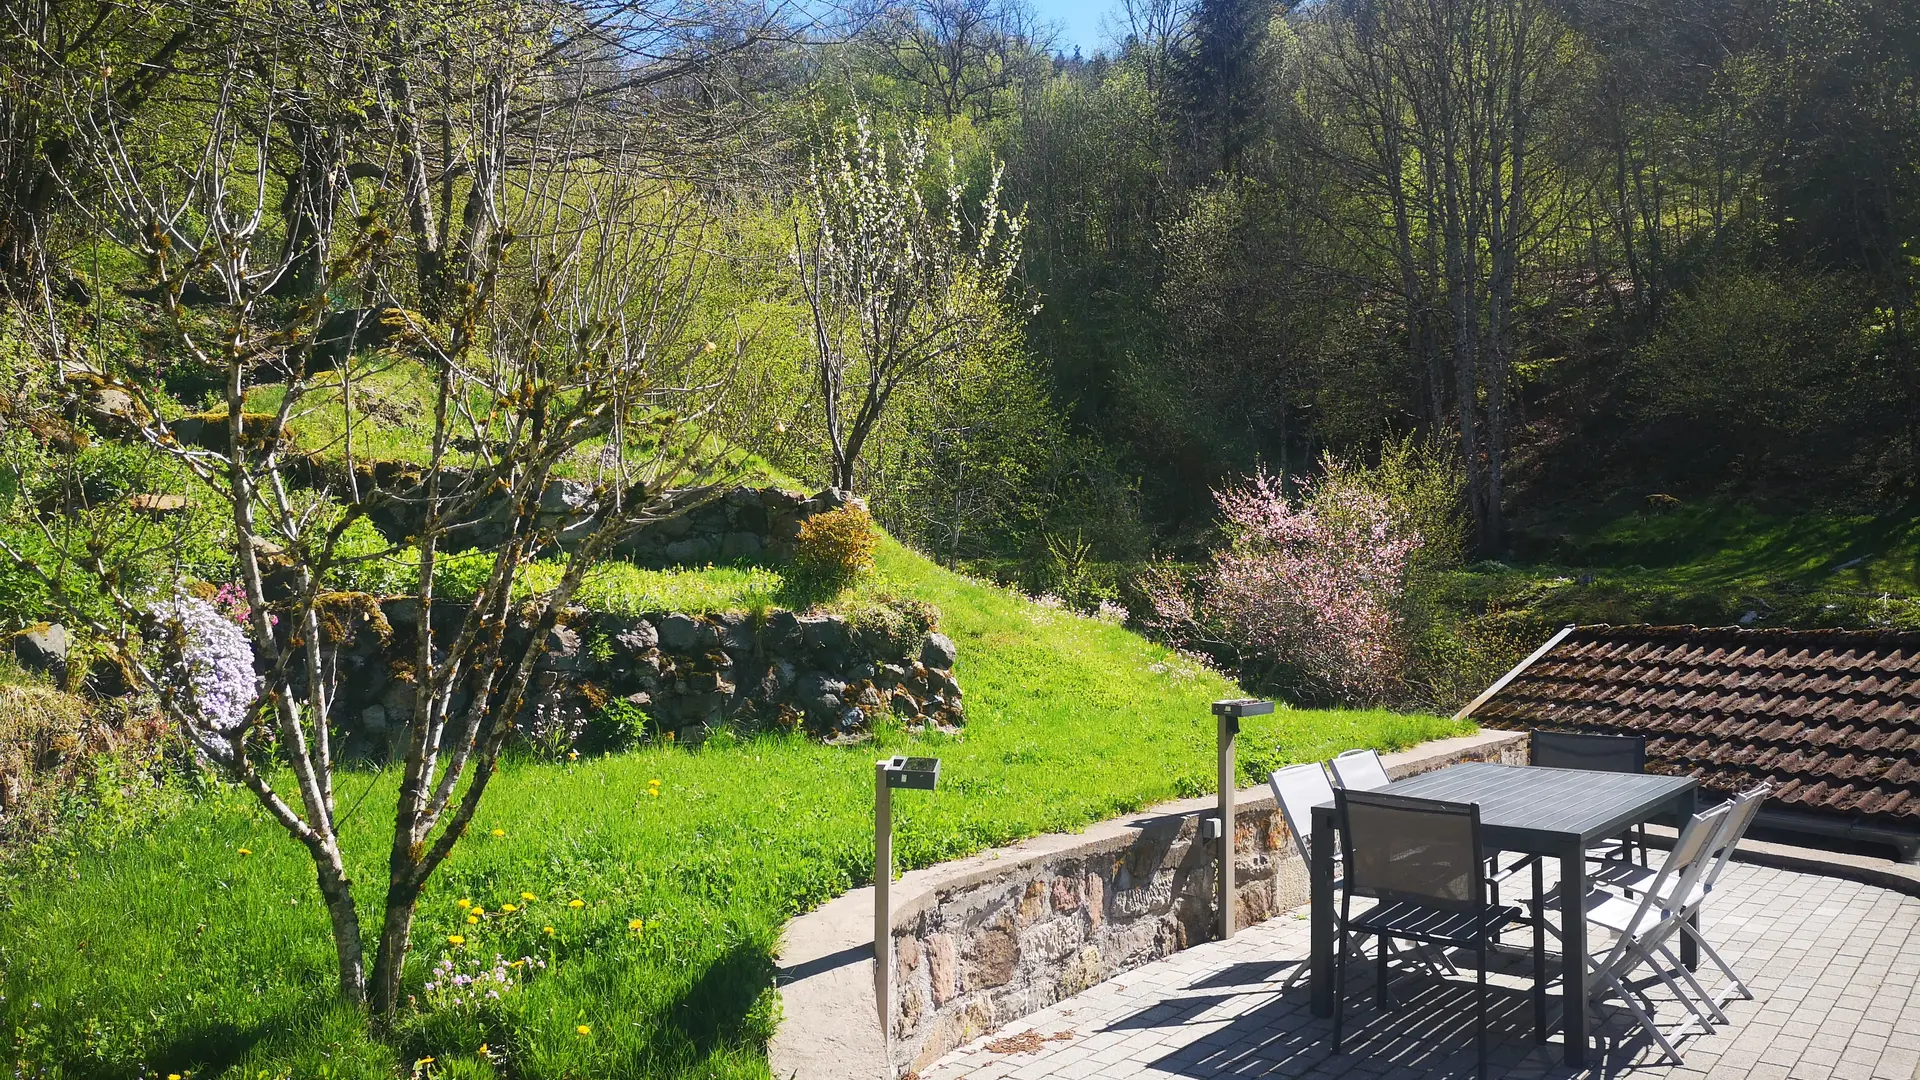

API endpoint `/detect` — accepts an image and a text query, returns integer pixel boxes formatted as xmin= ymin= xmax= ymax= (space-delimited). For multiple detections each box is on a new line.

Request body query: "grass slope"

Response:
xmin=1 ymin=539 xmax=1469 ymax=1080
xmin=1460 ymin=503 xmax=1920 ymax=633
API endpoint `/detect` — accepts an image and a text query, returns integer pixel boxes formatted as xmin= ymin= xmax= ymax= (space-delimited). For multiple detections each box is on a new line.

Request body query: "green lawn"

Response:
xmin=0 ymin=538 xmax=1469 ymax=1080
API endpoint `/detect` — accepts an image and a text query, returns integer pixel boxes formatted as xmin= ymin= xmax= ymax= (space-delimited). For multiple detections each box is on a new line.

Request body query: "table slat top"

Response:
xmin=1312 ymin=761 xmax=1696 ymax=845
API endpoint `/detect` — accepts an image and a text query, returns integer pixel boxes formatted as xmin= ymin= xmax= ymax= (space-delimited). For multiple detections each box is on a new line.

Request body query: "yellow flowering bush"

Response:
xmin=793 ymin=503 xmax=876 ymax=590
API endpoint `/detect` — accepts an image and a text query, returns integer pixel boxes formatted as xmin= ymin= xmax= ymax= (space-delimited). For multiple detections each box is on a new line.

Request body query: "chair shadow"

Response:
xmin=1129 ymin=949 xmax=1687 ymax=1080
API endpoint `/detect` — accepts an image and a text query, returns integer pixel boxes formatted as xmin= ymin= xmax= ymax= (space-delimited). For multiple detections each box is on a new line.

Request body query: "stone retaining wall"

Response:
xmin=306 ymin=596 xmax=962 ymax=755
xmin=880 ymin=731 xmax=1528 ymax=1075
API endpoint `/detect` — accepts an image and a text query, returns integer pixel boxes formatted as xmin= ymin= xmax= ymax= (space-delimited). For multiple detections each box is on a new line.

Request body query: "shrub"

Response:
xmin=1149 ymin=466 xmax=1420 ymax=704
xmin=793 ymin=502 xmax=877 ymax=590
xmin=583 ymin=697 xmax=652 ymax=752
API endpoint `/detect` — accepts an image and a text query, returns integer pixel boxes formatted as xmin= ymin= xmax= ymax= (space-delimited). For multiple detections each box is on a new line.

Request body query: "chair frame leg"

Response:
xmin=1332 ymin=925 xmax=1349 ymax=1054
xmin=1476 ymin=941 xmax=1488 ymax=1079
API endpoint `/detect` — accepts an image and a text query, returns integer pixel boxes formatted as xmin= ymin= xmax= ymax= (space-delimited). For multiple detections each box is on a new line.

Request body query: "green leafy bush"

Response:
xmin=584 ymin=697 xmax=652 ymax=752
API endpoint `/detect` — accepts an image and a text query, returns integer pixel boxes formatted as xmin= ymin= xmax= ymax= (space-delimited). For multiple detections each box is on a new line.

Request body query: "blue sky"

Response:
xmin=1029 ymin=0 xmax=1126 ymax=55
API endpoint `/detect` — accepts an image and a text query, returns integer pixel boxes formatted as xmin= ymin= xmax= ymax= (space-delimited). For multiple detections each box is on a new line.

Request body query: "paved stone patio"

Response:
xmin=920 ymin=862 xmax=1920 ymax=1080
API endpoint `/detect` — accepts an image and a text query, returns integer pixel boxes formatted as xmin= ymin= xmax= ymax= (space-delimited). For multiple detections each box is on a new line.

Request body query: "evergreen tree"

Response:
xmin=1173 ymin=0 xmax=1274 ymax=174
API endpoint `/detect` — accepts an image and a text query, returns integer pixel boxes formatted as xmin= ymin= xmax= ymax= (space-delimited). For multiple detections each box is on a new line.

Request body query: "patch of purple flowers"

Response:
xmin=422 ymin=953 xmax=544 ymax=1013
xmin=153 ymin=594 xmax=260 ymax=732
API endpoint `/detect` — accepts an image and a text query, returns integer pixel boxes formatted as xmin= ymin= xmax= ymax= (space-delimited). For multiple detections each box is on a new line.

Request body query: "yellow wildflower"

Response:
xmin=628 ymin=918 xmax=645 ymax=930
xmin=471 ymin=906 xmax=484 ymax=916
xmin=236 ymin=848 xmax=252 ymax=856
xmin=477 ymin=1044 xmax=488 ymax=1057
xmin=447 ymin=934 xmax=465 ymax=945
xmin=568 ymin=898 xmax=585 ymax=909
xmin=576 ymin=1024 xmax=591 ymax=1036
xmin=490 ymin=828 xmax=505 ymax=838
xmin=543 ymin=925 xmax=555 ymax=935
xmin=521 ymin=891 xmax=537 ymax=901
xmin=649 ymin=778 xmax=661 ymax=786
xmin=647 ymin=788 xmax=659 ymax=798
xmin=466 ymin=915 xmax=479 ymax=925
xmin=502 ymin=903 xmax=517 ymax=913
xmin=457 ymin=898 xmax=471 ymax=909
xmin=169 ymin=1075 xmax=182 ymax=1080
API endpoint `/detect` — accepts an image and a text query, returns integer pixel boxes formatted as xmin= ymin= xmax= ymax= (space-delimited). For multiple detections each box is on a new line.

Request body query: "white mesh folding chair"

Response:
xmin=1582 ymin=802 xmax=1732 ymax=1065
xmin=1328 ymin=748 xmax=1391 ymax=791
xmin=1591 ymin=783 xmax=1772 ymax=1014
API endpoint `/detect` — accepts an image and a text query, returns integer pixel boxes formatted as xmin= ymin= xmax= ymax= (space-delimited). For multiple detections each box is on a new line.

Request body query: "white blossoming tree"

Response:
xmin=0 ymin=0 xmax=767 ymax=1016
xmin=794 ymin=107 xmax=1027 ymax=491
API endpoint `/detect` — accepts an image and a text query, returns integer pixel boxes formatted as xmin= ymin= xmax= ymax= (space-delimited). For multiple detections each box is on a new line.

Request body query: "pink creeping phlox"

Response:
xmin=1152 ymin=469 xmax=1419 ymax=703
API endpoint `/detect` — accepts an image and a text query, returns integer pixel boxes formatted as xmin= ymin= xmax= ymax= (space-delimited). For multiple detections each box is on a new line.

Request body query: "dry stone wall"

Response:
xmin=307 ymin=596 xmax=962 ymax=756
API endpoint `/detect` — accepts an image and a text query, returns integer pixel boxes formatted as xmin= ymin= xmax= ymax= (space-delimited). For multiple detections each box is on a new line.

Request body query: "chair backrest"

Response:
xmin=1269 ymin=763 xmax=1336 ymax=864
xmin=1335 ymin=788 xmax=1483 ymax=912
xmin=1601 ymin=802 xmax=1730 ymax=962
xmin=1697 ymin=783 xmax=1771 ymax=893
xmin=1530 ymin=730 xmax=1646 ymax=774
xmin=1328 ymin=748 xmax=1392 ymax=791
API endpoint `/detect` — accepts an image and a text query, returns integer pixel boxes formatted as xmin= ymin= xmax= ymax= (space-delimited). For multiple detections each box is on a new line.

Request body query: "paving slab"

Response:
xmin=919 ymin=861 xmax=1920 ymax=1080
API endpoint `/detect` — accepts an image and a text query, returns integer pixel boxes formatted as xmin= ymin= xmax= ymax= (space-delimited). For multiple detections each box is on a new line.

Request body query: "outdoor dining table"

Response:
xmin=1307 ymin=761 xmax=1699 ymax=1067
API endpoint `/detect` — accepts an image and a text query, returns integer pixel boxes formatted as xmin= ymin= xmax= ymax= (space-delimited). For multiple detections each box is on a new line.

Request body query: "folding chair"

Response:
xmin=1328 ymin=748 xmax=1391 ymax=791
xmin=1331 ymin=788 xmax=1545 ymax=1079
xmin=1590 ymin=783 xmax=1772 ymax=1014
xmin=1582 ymin=802 xmax=1732 ymax=1064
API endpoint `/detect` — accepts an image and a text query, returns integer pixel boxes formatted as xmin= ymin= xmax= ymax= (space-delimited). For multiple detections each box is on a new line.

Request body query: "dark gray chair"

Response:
xmin=1531 ymin=729 xmax=1650 ymax=864
xmin=1332 ymin=789 xmax=1546 ymax=1078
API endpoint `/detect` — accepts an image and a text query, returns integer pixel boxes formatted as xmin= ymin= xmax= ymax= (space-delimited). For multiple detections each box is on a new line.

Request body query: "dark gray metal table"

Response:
xmin=1308 ymin=761 xmax=1698 ymax=1067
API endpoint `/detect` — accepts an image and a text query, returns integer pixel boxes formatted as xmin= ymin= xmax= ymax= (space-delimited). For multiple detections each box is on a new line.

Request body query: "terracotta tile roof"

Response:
xmin=1465 ymin=625 xmax=1920 ymax=827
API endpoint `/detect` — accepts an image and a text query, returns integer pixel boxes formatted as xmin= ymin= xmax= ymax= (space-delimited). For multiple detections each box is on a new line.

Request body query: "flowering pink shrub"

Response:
xmin=1150 ymin=468 xmax=1420 ymax=703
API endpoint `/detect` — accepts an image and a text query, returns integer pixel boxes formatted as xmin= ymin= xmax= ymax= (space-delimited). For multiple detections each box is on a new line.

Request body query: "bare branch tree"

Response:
xmin=2 ymin=0 xmax=744 ymax=1014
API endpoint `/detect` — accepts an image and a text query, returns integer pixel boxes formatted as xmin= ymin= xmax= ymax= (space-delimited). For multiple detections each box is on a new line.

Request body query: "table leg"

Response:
xmin=1561 ymin=844 xmax=1588 ymax=1067
xmin=1310 ymin=809 xmax=1334 ymax=1017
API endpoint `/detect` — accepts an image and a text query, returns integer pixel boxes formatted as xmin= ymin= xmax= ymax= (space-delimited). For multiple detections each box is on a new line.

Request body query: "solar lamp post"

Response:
xmin=1210 ymin=698 xmax=1273 ymax=939
xmin=875 ymin=756 xmax=940 ymax=1037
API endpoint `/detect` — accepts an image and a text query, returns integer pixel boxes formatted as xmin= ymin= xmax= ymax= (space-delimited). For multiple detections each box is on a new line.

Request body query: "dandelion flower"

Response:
xmin=543 ymin=925 xmax=555 ymax=935
xmin=471 ymin=906 xmax=484 ymax=916
xmin=576 ymin=1024 xmax=591 ymax=1036
xmin=490 ymin=828 xmax=505 ymax=838
xmin=521 ymin=891 xmax=537 ymax=901
xmin=649 ymin=778 xmax=661 ymax=786
xmin=502 ymin=903 xmax=517 ymax=913
xmin=628 ymin=918 xmax=645 ymax=930
xmin=477 ymin=1044 xmax=489 ymax=1057
xmin=466 ymin=915 xmax=479 ymax=925
xmin=236 ymin=848 xmax=251 ymax=856
xmin=169 ymin=1075 xmax=181 ymax=1080
xmin=458 ymin=898 xmax=471 ymax=909
xmin=568 ymin=898 xmax=584 ymax=909
xmin=448 ymin=934 xmax=465 ymax=946
xmin=647 ymin=788 xmax=659 ymax=798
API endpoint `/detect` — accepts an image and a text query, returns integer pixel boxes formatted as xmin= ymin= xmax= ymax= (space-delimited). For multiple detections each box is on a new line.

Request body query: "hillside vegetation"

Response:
xmin=0 ymin=537 xmax=1467 ymax=1080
